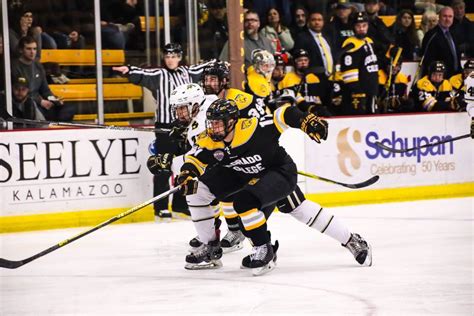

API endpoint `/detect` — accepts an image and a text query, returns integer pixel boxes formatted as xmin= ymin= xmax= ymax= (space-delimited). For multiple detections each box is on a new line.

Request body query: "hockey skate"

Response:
xmin=241 ymin=241 xmax=279 ymax=276
xmin=221 ymin=230 xmax=246 ymax=253
xmin=188 ymin=218 xmax=222 ymax=251
xmin=343 ymin=233 xmax=372 ymax=266
xmin=185 ymin=239 xmax=223 ymax=270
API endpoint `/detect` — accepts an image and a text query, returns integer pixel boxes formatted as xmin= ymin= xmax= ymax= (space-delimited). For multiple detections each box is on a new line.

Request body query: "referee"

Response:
xmin=113 ymin=43 xmax=212 ymax=219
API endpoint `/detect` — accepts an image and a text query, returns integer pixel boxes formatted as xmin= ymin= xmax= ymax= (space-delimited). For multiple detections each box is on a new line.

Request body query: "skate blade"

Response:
xmin=222 ymin=242 xmax=244 ymax=254
xmin=252 ymin=260 xmax=276 ymax=276
xmin=184 ymin=259 xmax=223 ymax=270
xmin=154 ymin=216 xmax=172 ymax=223
xmin=363 ymin=245 xmax=373 ymax=267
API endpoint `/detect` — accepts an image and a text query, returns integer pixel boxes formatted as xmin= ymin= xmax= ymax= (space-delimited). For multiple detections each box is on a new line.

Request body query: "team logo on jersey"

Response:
xmin=234 ymin=94 xmax=248 ymax=104
xmin=241 ymin=119 xmax=252 ymax=129
xmin=213 ymin=150 xmax=225 ymax=161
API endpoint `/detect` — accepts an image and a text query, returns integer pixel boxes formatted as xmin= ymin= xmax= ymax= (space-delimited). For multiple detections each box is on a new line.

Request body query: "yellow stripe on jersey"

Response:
xmin=230 ymin=117 xmax=258 ymax=148
xmin=342 ymin=69 xmax=359 ymax=83
xmin=184 ymin=155 xmax=207 ymax=175
xmin=273 ymin=104 xmax=291 ymax=133
xmin=195 ymin=133 xmax=226 ymax=150
xmin=226 ymin=88 xmax=254 ymax=111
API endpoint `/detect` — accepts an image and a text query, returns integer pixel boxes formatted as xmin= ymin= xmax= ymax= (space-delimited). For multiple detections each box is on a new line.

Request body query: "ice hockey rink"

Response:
xmin=0 ymin=197 xmax=472 ymax=315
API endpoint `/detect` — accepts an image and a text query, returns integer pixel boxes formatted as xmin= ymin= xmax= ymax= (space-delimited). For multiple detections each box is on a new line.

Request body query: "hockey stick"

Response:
xmin=297 ymin=170 xmax=379 ymax=189
xmin=375 ymin=133 xmax=471 ymax=154
xmin=0 ymin=185 xmax=182 ymax=269
xmin=0 ymin=111 xmax=169 ymax=133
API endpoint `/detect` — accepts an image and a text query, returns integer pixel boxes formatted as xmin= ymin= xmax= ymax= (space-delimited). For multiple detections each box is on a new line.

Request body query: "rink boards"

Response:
xmin=1 ymin=112 xmax=473 ymax=232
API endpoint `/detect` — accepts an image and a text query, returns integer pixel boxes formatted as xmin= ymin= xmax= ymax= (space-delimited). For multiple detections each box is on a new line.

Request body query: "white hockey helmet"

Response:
xmin=170 ymin=83 xmax=205 ymax=124
xmin=251 ymin=49 xmax=275 ymax=76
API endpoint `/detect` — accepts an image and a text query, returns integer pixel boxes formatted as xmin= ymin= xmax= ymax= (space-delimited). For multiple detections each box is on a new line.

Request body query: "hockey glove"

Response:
xmin=300 ymin=113 xmax=328 ymax=143
xmin=471 ymin=118 xmax=474 ymax=139
xmin=176 ymin=169 xmax=198 ymax=195
xmin=146 ymin=153 xmax=174 ymax=174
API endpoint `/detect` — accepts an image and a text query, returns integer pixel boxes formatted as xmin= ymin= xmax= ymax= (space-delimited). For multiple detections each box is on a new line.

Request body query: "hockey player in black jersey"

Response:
xmin=341 ymin=12 xmax=379 ymax=115
xmin=200 ymin=61 xmax=373 ymax=271
xmin=176 ymin=98 xmax=328 ymax=275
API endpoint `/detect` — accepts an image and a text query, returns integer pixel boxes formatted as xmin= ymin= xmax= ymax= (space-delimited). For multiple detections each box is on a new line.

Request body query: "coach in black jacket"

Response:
xmin=293 ymin=11 xmax=334 ymax=78
xmin=421 ymin=7 xmax=462 ymax=78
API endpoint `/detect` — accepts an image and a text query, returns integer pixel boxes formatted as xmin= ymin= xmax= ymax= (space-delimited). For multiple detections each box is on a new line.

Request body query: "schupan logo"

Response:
xmin=337 ymin=127 xmax=361 ymax=176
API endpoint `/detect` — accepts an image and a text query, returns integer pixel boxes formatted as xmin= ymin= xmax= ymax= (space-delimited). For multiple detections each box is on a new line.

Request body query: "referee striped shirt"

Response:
xmin=128 ymin=61 xmax=212 ymax=123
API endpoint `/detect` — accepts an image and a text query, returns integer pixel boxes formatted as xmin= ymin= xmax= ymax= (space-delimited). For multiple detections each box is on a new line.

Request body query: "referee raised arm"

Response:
xmin=113 ymin=43 xmax=213 ymax=219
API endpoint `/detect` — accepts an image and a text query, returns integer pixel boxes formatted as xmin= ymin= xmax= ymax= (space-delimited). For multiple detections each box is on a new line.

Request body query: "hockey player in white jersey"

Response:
xmin=464 ymin=70 xmax=474 ymax=138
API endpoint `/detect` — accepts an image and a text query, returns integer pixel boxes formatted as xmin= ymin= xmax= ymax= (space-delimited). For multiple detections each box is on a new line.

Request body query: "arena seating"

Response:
xmin=41 ymin=49 xmax=125 ymax=66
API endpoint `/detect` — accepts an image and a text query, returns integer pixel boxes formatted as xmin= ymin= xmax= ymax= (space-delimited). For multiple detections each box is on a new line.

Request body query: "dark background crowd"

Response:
xmin=1 ymin=0 xmax=473 ymax=124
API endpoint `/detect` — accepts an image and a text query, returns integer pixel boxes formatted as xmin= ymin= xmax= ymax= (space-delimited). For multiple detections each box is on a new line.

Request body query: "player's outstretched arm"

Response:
xmin=273 ymin=105 xmax=328 ymax=143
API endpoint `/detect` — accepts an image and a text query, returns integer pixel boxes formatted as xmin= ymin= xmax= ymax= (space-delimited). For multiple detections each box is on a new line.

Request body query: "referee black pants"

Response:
xmin=153 ymin=123 xmax=188 ymax=214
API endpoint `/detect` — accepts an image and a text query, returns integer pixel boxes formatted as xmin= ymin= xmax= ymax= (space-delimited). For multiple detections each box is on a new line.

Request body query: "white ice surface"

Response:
xmin=1 ymin=197 xmax=472 ymax=316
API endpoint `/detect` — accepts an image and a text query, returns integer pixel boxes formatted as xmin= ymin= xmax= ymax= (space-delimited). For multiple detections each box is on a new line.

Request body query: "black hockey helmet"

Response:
xmin=274 ymin=53 xmax=286 ymax=67
xmin=202 ymin=61 xmax=230 ymax=94
xmin=428 ymin=61 xmax=446 ymax=75
xmin=351 ymin=11 xmax=369 ymax=26
xmin=163 ymin=43 xmax=183 ymax=55
xmin=293 ymin=48 xmax=310 ymax=60
xmin=206 ymin=99 xmax=239 ymax=141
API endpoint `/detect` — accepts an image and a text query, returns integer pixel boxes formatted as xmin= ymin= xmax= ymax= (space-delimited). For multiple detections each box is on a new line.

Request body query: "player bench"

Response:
xmin=50 ymin=83 xmax=142 ymax=112
xmin=41 ymin=49 xmax=125 ymax=66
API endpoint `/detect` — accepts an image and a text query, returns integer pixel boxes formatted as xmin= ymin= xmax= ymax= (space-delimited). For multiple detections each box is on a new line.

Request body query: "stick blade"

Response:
xmin=0 ymin=258 xmax=25 ymax=269
xmin=375 ymin=142 xmax=405 ymax=153
xmin=343 ymin=175 xmax=380 ymax=189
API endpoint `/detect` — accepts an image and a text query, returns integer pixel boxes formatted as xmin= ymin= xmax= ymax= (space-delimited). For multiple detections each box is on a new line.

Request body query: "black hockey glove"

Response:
xmin=471 ymin=118 xmax=474 ymax=139
xmin=176 ymin=169 xmax=199 ymax=195
xmin=169 ymin=124 xmax=188 ymax=141
xmin=300 ymin=113 xmax=328 ymax=143
xmin=146 ymin=153 xmax=174 ymax=174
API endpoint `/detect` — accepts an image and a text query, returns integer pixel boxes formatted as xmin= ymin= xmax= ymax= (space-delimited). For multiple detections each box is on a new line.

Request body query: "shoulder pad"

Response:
xmin=195 ymin=132 xmax=225 ymax=150
xmin=342 ymin=37 xmax=365 ymax=53
xmin=247 ymin=72 xmax=272 ymax=98
xmin=226 ymin=88 xmax=254 ymax=110
xmin=305 ymin=73 xmax=320 ymax=84
xmin=231 ymin=117 xmax=258 ymax=148
xmin=417 ymin=76 xmax=435 ymax=91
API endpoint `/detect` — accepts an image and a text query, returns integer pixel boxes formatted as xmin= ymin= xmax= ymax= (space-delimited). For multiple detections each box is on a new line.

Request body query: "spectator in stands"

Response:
xmin=421 ymin=6 xmax=461 ymax=78
xmin=8 ymin=4 xmax=42 ymax=58
xmin=377 ymin=0 xmax=397 ymax=15
xmin=100 ymin=0 xmax=139 ymax=49
xmin=199 ymin=0 xmax=228 ymax=60
xmin=390 ymin=10 xmax=421 ymax=60
xmin=289 ymin=6 xmax=308 ymax=39
xmin=220 ymin=10 xmax=274 ymax=68
xmin=364 ymin=0 xmax=395 ymax=61
xmin=293 ymin=11 xmax=334 ymax=78
xmin=412 ymin=60 xmax=456 ymax=111
xmin=259 ymin=7 xmax=294 ymax=54
xmin=326 ymin=0 xmax=355 ymax=60
xmin=11 ymin=36 xmax=75 ymax=121
xmin=11 ymin=76 xmax=45 ymax=121
xmin=414 ymin=0 xmax=444 ymax=14
xmin=340 ymin=12 xmax=380 ymax=115
xmin=416 ymin=10 xmax=439 ymax=43
xmin=450 ymin=0 xmax=473 ymax=58
xmin=112 ymin=43 xmax=213 ymax=219
xmin=246 ymin=0 xmax=292 ymax=26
